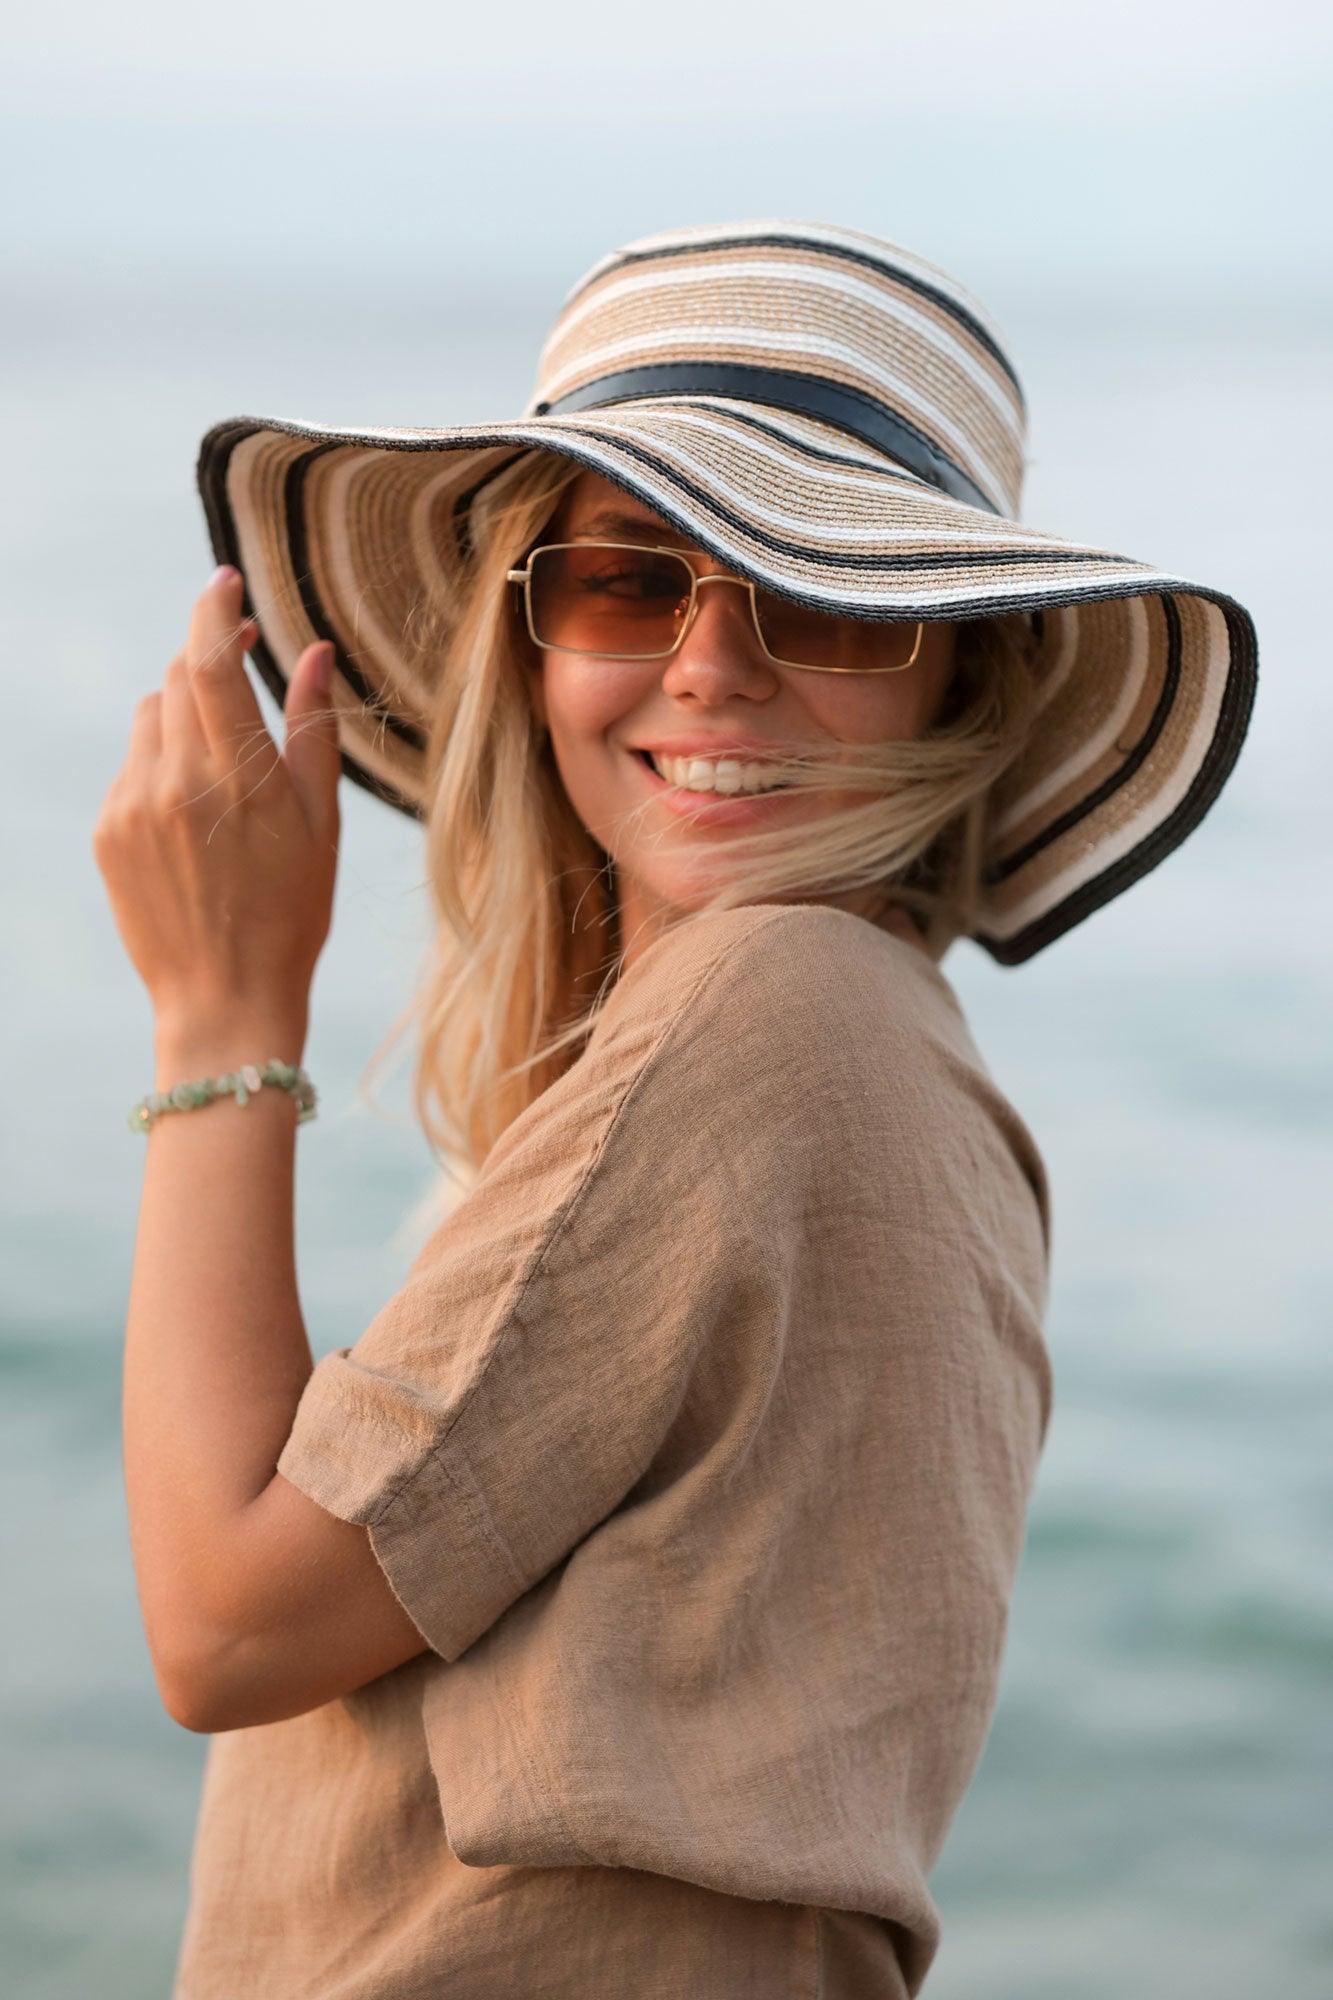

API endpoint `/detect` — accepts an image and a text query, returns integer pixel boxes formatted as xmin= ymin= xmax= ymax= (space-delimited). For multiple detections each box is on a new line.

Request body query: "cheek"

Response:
xmin=541 ymin=664 xmax=638 ymax=745
xmin=833 ymin=646 xmax=957 ymax=741
xmin=807 ymin=677 xmax=927 ymax=745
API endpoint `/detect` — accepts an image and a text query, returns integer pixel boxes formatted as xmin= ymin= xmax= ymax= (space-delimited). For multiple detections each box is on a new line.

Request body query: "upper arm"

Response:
xmin=167 ymin=1472 xmax=429 ymax=1733
xmin=178 ymin=908 xmax=843 ymax=1732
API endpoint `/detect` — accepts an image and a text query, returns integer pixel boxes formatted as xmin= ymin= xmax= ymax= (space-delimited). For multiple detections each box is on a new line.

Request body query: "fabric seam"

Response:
xmin=359 ymin=906 xmax=796 ymax=1534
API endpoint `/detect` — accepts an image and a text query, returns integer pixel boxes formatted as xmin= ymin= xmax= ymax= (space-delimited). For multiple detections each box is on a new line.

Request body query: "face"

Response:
xmin=522 ymin=469 xmax=957 ymax=962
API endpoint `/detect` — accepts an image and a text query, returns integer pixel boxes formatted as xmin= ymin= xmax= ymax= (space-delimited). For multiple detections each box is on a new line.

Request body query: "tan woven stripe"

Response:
xmin=221 ymin=416 xmax=1237 ymax=952
xmin=539 ymin=316 xmax=1020 ymax=520
xmin=538 ymin=261 xmax=1025 ymax=464
xmin=535 ymin=407 xmax=1140 ymax=598
xmin=646 ymin=393 xmax=943 ymax=482
xmin=541 ymin=239 xmax=1024 ymax=433
xmin=991 ymin=596 xmax=1164 ymax=857
xmin=227 ymin=432 xmax=319 ymax=665
xmin=224 ymin=431 xmax=426 ymax=806
xmin=983 ymin=593 xmax=1228 ymax=934
xmin=566 ymin=218 xmax=1020 ymax=374
xmin=304 ymin=446 xmax=438 ymax=724
xmin=534 ymin=243 xmax=1023 ymax=514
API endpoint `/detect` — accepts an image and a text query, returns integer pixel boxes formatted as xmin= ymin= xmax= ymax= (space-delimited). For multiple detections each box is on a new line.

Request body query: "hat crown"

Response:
xmin=525 ymin=218 xmax=1028 ymax=520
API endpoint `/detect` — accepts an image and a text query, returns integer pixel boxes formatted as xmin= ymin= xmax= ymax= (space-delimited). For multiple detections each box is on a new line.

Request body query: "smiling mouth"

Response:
xmin=631 ymin=748 xmax=795 ymax=794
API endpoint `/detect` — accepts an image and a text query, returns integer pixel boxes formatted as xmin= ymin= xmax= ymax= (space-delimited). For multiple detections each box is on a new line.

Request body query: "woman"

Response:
xmin=97 ymin=218 xmax=1257 ymax=1998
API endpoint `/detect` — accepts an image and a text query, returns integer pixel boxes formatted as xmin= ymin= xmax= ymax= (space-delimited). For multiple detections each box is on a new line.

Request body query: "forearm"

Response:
xmin=123 ymin=1001 xmax=315 ymax=1695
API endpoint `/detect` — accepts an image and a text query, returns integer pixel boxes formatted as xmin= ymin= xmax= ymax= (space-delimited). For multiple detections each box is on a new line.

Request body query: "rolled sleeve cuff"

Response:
xmin=276 ymin=1349 xmax=529 ymax=1664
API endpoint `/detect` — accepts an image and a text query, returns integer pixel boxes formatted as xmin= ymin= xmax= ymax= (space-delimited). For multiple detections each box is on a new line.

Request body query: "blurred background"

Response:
xmin=3 ymin=3 xmax=1331 ymax=1994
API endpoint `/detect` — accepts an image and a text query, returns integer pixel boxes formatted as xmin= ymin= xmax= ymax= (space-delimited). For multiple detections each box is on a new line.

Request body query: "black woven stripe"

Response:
xmin=192 ymin=426 xmax=428 ymax=800
xmin=452 ymin=451 xmax=533 ymax=564
xmin=565 ymin=231 xmax=1028 ymax=416
xmin=980 ymin=595 xmax=1258 ymax=964
xmin=283 ymin=448 xmax=429 ymax=752
xmin=662 ymin=398 xmax=941 ymax=485
xmin=450 ymin=398 xmax=944 ymax=560
xmin=195 ymin=424 xmax=427 ymax=819
xmin=983 ymin=593 xmax=1183 ymax=885
xmin=533 ymin=420 xmax=1143 ymax=594
xmin=538 ymin=363 xmax=1000 ymax=515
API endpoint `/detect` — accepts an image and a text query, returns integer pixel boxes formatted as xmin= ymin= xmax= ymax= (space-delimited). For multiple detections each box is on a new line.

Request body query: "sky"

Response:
xmin=3 ymin=0 xmax=1331 ymax=317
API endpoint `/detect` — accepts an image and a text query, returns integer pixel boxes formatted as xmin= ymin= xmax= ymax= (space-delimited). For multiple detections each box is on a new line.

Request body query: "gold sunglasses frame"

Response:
xmin=506 ymin=541 xmax=925 ymax=674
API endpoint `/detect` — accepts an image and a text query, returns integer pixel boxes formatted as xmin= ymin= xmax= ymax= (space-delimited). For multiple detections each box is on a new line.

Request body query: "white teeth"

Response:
xmin=649 ymin=752 xmax=789 ymax=795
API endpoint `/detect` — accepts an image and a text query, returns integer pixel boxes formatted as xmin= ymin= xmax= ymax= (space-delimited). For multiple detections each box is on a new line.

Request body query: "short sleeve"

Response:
xmin=276 ymin=907 xmax=800 ymax=1664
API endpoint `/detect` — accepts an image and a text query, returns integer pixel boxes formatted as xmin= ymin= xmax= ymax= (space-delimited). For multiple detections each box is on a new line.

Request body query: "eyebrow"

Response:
xmin=563 ymin=507 xmax=696 ymax=548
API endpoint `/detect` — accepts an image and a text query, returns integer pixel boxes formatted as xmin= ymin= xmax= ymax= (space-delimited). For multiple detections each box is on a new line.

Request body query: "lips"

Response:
xmin=628 ymin=745 xmax=797 ymax=822
xmin=634 ymin=748 xmax=790 ymax=788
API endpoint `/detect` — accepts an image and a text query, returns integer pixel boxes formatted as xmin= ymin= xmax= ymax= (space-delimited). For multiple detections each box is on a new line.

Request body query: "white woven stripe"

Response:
xmin=228 ymin=416 xmax=1183 ymax=614
xmin=992 ymin=596 xmax=1151 ymax=840
xmin=674 ymin=395 xmax=938 ymax=481
xmin=488 ymin=413 xmax=1182 ymax=607
xmin=568 ymin=405 xmax=1089 ymax=550
xmin=536 ymin=326 xmax=1012 ymax=514
xmin=566 ymin=217 xmax=1017 ymax=362
xmin=215 ymin=415 xmax=1247 ymax=955
xmin=409 ymin=460 xmax=468 ymax=596
xmin=224 ymin=437 xmax=426 ymax=798
xmin=540 ymin=260 xmax=1024 ymax=437
xmin=225 ymin=435 xmax=312 ymax=668
xmin=318 ymin=454 xmax=437 ymax=713
xmin=983 ymin=599 xmax=1231 ymax=939
xmin=485 ymin=415 xmax=1182 ymax=610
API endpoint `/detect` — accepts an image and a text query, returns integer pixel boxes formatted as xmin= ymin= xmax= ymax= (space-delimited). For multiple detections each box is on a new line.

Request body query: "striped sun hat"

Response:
xmin=196 ymin=216 xmax=1258 ymax=965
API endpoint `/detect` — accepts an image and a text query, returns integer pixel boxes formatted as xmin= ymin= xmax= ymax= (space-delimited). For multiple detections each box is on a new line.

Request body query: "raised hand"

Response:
xmin=93 ymin=565 xmax=342 ymax=1034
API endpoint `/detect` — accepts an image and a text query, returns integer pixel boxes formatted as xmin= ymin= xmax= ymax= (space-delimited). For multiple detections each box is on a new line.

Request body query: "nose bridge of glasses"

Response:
xmin=678 ymin=565 xmax=768 ymax=650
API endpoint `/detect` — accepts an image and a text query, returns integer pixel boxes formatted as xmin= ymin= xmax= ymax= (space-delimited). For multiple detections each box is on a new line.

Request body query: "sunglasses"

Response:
xmin=507 ymin=541 xmax=925 ymax=674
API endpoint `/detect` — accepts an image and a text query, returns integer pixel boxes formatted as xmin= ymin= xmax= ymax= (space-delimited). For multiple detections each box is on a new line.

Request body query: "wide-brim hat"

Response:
xmin=196 ymin=216 xmax=1257 ymax=965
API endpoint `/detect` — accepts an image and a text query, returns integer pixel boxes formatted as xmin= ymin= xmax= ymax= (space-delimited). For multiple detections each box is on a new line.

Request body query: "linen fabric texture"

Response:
xmin=171 ymin=903 xmax=1053 ymax=1999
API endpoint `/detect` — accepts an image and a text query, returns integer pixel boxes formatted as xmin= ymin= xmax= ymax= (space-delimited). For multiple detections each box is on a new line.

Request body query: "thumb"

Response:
xmin=282 ymin=641 xmax=343 ymax=830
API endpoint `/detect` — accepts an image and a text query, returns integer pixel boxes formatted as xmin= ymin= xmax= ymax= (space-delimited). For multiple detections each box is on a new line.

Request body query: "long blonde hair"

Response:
xmin=362 ymin=449 xmax=1043 ymax=1214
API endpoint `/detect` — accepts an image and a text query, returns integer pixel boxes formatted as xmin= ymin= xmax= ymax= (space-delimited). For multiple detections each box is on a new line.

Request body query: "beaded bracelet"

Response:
xmin=127 ymin=1058 xmax=318 ymax=1134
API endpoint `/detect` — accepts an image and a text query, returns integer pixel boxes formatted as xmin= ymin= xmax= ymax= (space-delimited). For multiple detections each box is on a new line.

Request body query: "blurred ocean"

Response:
xmin=3 ymin=273 xmax=1331 ymax=1998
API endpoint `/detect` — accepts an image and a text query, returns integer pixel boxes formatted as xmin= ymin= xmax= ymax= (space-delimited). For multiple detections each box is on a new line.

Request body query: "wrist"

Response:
xmin=153 ymin=1001 xmax=309 ymax=1091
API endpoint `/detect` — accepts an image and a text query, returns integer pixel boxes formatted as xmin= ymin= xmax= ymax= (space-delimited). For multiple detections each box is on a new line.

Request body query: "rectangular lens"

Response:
xmin=528 ymin=544 xmax=694 ymax=657
xmin=753 ymin=586 xmax=920 ymax=670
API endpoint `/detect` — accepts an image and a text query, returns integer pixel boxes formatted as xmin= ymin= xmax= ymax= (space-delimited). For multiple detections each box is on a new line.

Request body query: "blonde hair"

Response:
xmin=362 ymin=449 xmax=1043 ymax=1217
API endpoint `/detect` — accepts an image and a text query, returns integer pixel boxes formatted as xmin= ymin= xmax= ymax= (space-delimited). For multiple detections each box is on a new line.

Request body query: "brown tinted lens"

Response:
xmin=752 ymin=586 xmax=920 ymax=670
xmin=528 ymin=545 xmax=694 ymax=656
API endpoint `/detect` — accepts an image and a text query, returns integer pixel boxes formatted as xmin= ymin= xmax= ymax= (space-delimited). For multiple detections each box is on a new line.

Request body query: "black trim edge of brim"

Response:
xmin=974 ymin=590 xmax=1259 ymax=965
xmin=194 ymin=419 xmax=1260 ymax=902
xmin=194 ymin=421 xmax=429 ymax=823
xmin=984 ymin=593 xmax=1184 ymax=886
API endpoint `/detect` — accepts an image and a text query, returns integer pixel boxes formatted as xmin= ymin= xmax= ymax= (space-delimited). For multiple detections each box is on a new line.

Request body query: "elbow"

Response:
xmin=151 ymin=1629 xmax=247 ymax=1736
xmin=157 ymin=1661 xmax=227 ymax=1735
xmin=152 ymin=1634 xmax=320 ymax=1735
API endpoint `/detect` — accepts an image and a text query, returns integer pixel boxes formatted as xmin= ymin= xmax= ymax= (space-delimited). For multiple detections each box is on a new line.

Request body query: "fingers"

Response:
xmin=129 ymin=686 xmax=164 ymax=764
xmin=161 ymin=647 xmax=205 ymax=760
xmin=185 ymin=566 xmax=267 ymax=770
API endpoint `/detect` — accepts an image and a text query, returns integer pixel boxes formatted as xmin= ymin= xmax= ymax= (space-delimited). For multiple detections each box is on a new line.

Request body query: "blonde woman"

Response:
xmin=97 ymin=219 xmax=1257 ymax=1999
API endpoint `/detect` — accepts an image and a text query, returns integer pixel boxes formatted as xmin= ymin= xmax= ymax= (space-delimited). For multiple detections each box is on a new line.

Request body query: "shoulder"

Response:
xmin=599 ymin=903 xmax=1050 ymax=1256
xmin=605 ymin=902 xmax=966 ymax=1065
xmin=589 ymin=902 xmax=973 ymax=1134
xmin=610 ymin=900 xmax=939 ymax=1005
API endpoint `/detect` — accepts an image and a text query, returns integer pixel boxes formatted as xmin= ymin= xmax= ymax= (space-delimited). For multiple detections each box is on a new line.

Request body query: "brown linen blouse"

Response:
xmin=170 ymin=901 xmax=1053 ymax=1999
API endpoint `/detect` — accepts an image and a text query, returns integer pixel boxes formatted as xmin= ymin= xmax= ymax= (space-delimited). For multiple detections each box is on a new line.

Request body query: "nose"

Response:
xmin=671 ymin=573 xmax=772 ymax=672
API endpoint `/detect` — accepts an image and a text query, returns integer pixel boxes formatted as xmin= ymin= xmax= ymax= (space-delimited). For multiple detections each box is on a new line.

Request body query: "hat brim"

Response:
xmin=196 ymin=395 xmax=1257 ymax=965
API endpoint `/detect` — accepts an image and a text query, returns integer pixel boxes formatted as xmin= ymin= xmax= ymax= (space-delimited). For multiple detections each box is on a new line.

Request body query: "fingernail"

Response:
xmin=311 ymin=642 xmax=334 ymax=693
xmin=210 ymin=563 xmax=237 ymax=587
